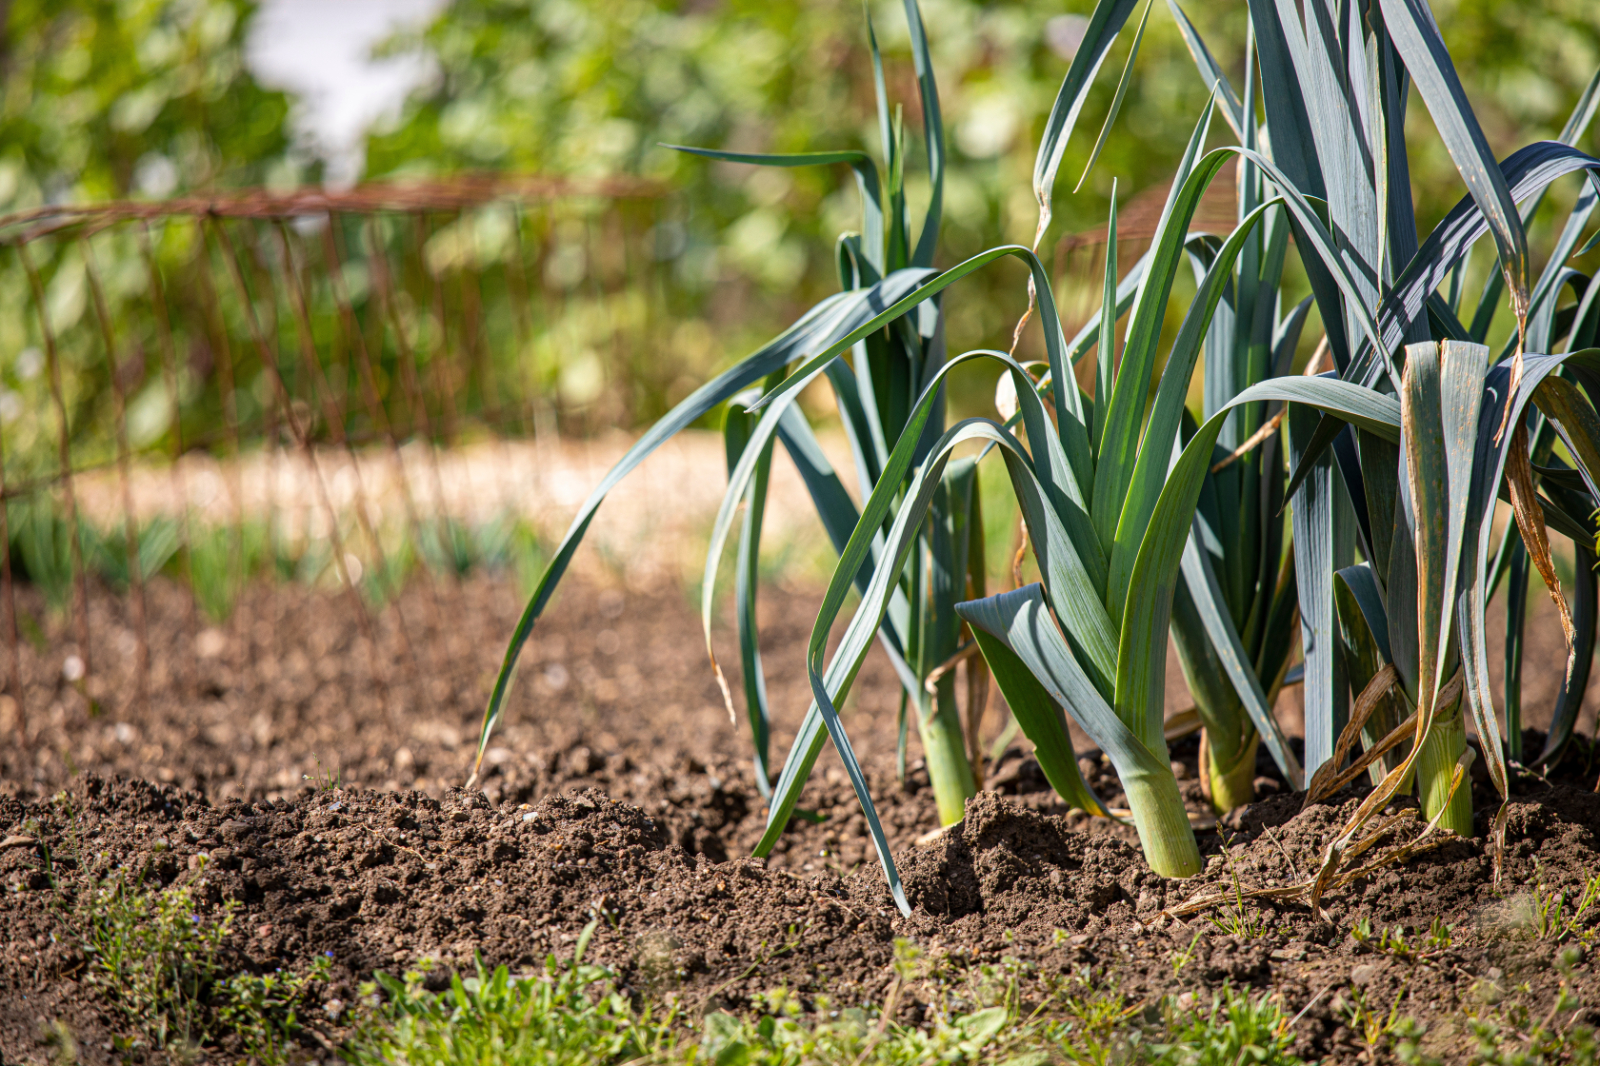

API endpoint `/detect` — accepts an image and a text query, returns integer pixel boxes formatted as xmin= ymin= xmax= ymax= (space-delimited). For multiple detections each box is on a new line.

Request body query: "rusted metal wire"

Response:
xmin=0 ymin=174 xmax=667 ymax=725
xmin=0 ymin=174 xmax=665 ymax=245
xmin=82 ymin=237 xmax=150 ymax=709
xmin=274 ymin=219 xmax=418 ymax=674
xmin=211 ymin=217 xmax=387 ymax=695
xmin=17 ymin=240 xmax=94 ymax=710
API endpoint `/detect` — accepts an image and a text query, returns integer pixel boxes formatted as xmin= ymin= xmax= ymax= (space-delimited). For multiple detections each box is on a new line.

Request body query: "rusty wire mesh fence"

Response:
xmin=0 ymin=176 xmax=678 ymax=735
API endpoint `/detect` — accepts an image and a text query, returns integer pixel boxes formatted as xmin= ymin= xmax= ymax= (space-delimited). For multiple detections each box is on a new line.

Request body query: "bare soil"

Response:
xmin=1 ymin=573 xmax=1599 ymax=1063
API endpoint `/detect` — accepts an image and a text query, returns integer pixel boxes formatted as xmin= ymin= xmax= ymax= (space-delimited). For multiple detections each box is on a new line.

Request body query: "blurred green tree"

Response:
xmin=0 ymin=0 xmax=301 ymax=211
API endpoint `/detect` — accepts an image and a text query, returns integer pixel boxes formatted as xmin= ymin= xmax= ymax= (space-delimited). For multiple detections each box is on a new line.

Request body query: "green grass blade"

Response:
xmin=1074 ymin=0 xmax=1152 ymax=194
xmin=1032 ymin=0 xmax=1140 ymax=245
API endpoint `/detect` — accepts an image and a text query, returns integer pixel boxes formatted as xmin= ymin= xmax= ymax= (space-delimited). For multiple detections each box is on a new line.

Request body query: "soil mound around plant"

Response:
xmin=5 ymin=768 xmax=1600 ymax=1063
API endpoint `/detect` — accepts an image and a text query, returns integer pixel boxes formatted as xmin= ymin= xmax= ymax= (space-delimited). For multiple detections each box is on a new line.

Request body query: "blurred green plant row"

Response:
xmin=4 ymin=498 xmax=549 ymax=623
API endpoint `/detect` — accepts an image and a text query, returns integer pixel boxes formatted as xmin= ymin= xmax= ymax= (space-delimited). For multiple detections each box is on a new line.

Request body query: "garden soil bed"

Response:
xmin=1 ymin=574 xmax=1598 ymax=1062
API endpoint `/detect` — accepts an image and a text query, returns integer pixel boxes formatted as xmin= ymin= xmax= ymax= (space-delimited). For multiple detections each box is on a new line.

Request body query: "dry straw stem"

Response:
xmin=1505 ymin=422 xmax=1577 ymax=684
xmin=1301 ymin=664 xmax=1402 ymax=809
xmin=1209 ymin=335 xmax=1331 ymax=474
xmin=1157 ymin=756 xmax=1470 ymax=925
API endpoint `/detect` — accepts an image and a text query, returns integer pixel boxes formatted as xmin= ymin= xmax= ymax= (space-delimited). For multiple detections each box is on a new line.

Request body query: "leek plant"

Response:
xmin=748 ymin=85 xmax=1385 ymax=889
xmin=799 ymin=0 xmax=1600 ymax=898
xmin=1155 ymin=0 xmax=1600 ymax=855
xmin=678 ymin=3 xmax=990 ymax=827
xmin=468 ymin=0 xmax=1084 ymax=860
xmin=1161 ymin=12 xmax=1319 ymax=814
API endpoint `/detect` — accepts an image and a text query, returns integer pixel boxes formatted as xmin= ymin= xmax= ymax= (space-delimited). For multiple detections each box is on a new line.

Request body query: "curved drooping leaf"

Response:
xmin=1358 ymin=143 xmax=1600 ymax=387
xmin=1284 ymin=143 xmax=1600 ymax=501
xmin=665 ymin=146 xmax=884 ymax=273
xmin=699 ymin=268 xmax=939 ymax=671
xmin=957 ymin=584 xmax=1195 ymax=869
xmin=753 ymin=349 xmax=1116 ymax=903
xmin=470 ymin=286 xmax=869 ymax=778
xmin=1113 ymin=373 xmax=1395 ymax=775
xmin=957 ymin=588 xmax=1109 ymax=816
xmin=754 ymin=243 xmax=1095 ymax=501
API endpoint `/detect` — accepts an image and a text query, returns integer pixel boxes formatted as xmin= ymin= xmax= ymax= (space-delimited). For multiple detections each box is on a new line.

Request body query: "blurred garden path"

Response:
xmin=71 ymin=430 xmax=860 ymax=590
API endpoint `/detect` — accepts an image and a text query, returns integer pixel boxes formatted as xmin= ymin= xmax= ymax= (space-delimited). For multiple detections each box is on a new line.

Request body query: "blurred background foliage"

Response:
xmin=0 ymin=0 xmax=301 ymax=205
xmin=0 ymin=0 xmax=1596 ymax=458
